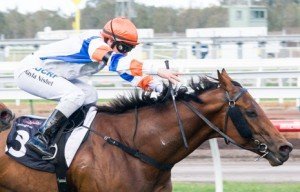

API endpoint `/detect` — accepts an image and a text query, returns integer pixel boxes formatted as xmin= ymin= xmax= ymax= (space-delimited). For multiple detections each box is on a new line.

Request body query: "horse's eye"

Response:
xmin=246 ymin=110 xmax=257 ymax=117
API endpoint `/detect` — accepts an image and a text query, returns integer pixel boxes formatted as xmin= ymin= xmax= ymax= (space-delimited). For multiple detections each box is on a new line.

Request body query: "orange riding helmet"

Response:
xmin=101 ymin=17 xmax=139 ymax=46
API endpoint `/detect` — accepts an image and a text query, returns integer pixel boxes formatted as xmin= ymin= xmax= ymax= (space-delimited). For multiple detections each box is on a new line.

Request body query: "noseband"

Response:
xmin=183 ymin=88 xmax=269 ymax=160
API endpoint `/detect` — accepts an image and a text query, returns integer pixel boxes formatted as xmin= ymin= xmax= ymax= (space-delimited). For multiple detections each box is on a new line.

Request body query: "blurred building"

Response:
xmin=115 ymin=0 xmax=136 ymax=19
xmin=228 ymin=4 xmax=267 ymax=27
xmin=224 ymin=0 xmax=267 ymax=28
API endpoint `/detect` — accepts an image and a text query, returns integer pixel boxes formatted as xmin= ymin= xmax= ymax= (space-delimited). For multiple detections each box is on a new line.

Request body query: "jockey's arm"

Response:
xmin=89 ymin=43 xmax=180 ymax=92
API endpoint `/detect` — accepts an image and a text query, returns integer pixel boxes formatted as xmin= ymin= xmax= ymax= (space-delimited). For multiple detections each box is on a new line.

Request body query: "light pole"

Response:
xmin=72 ymin=0 xmax=81 ymax=31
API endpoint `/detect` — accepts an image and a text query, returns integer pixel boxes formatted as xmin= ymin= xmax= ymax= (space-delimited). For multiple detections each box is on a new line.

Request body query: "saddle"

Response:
xmin=5 ymin=105 xmax=97 ymax=173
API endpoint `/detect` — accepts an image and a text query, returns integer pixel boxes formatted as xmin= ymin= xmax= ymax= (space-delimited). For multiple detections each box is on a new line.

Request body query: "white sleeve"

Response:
xmin=141 ymin=60 xmax=159 ymax=75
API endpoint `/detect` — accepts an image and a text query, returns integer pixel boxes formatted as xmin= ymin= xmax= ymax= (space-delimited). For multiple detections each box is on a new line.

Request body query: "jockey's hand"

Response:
xmin=157 ymin=69 xmax=180 ymax=85
xmin=149 ymin=79 xmax=163 ymax=93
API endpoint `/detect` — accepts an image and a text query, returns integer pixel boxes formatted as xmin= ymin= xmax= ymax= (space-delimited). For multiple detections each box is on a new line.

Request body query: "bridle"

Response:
xmin=182 ymin=87 xmax=269 ymax=161
xmin=0 ymin=109 xmax=14 ymax=132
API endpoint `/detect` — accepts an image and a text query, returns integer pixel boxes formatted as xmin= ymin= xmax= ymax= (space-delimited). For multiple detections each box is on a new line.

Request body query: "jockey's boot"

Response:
xmin=26 ymin=109 xmax=68 ymax=157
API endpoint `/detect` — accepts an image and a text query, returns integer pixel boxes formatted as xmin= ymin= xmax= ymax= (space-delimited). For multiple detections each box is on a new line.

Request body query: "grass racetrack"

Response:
xmin=173 ymin=182 xmax=300 ymax=192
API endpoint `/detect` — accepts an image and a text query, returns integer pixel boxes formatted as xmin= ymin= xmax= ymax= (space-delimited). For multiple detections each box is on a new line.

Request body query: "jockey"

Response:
xmin=14 ymin=17 xmax=180 ymax=158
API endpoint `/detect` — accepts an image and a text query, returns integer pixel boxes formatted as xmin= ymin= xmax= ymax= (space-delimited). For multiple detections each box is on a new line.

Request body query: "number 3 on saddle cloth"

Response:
xmin=5 ymin=106 xmax=97 ymax=173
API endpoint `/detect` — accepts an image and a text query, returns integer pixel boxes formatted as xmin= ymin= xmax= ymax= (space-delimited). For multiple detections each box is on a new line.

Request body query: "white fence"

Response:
xmin=1 ymin=35 xmax=300 ymax=61
xmin=0 ymin=58 xmax=300 ymax=105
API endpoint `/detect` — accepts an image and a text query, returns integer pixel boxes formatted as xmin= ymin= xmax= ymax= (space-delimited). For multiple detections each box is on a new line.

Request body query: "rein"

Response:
xmin=183 ymin=101 xmax=245 ymax=148
xmin=165 ymin=60 xmax=188 ymax=149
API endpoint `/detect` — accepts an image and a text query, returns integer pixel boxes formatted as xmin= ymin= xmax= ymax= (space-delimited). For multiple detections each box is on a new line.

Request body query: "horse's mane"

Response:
xmin=97 ymin=76 xmax=241 ymax=114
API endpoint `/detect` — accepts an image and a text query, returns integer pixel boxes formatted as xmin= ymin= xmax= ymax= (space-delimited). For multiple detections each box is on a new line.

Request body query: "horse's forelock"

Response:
xmin=189 ymin=76 xmax=219 ymax=95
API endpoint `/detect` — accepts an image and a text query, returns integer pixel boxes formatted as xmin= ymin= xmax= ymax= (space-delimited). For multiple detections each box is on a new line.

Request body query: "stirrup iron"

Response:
xmin=42 ymin=144 xmax=58 ymax=160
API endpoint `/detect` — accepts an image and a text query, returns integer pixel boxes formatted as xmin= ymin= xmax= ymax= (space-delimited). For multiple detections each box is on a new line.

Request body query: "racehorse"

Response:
xmin=0 ymin=69 xmax=293 ymax=192
xmin=0 ymin=103 xmax=14 ymax=132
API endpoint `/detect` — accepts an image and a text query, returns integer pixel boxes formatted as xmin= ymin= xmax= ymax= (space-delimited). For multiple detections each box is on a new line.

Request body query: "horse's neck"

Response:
xmin=133 ymin=101 xmax=223 ymax=165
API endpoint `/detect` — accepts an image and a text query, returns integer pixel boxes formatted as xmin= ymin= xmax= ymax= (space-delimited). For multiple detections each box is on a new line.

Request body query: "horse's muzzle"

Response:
xmin=266 ymin=142 xmax=293 ymax=166
xmin=278 ymin=142 xmax=293 ymax=162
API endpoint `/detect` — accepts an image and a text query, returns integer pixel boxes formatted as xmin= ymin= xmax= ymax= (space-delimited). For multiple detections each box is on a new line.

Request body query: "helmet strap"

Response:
xmin=109 ymin=19 xmax=119 ymax=50
xmin=110 ymin=18 xmax=117 ymax=42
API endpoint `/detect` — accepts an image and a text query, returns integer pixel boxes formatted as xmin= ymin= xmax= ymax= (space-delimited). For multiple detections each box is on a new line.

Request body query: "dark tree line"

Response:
xmin=0 ymin=0 xmax=299 ymax=39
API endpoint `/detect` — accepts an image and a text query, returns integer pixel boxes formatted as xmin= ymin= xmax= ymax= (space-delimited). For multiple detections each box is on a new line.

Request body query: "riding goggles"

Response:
xmin=117 ymin=41 xmax=135 ymax=53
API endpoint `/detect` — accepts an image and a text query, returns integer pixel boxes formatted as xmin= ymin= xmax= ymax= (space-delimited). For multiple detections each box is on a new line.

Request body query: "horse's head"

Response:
xmin=0 ymin=103 xmax=14 ymax=132
xmin=216 ymin=69 xmax=292 ymax=166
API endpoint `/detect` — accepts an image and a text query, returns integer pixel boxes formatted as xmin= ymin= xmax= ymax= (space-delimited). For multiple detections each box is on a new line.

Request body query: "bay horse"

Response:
xmin=0 ymin=69 xmax=293 ymax=192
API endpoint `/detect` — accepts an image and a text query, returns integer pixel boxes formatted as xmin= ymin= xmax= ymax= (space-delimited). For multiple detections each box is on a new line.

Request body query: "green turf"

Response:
xmin=173 ymin=182 xmax=300 ymax=192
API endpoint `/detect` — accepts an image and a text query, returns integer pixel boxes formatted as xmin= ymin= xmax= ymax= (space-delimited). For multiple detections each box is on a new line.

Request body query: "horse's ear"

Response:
xmin=217 ymin=70 xmax=222 ymax=82
xmin=221 ymin=68 xmax=227 ymax=75
xmin=217 ymin=69 xmax=226 ymax=90
xmin=218 ymin=68 xmax=234 ymax=91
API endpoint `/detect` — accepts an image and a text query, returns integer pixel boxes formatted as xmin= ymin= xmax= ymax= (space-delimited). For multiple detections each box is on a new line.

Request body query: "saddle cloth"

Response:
xmin=5 ymin=106 xmax=97 ymax=173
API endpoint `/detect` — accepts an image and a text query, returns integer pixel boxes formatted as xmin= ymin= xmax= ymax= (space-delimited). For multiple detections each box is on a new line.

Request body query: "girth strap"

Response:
xmin=53 ymin=134 xmax=69 ymax=192
xmin=84 ymin=126 xmax=174 ymax=171
xmin=104 ymin=136 xmax=174 ymax=171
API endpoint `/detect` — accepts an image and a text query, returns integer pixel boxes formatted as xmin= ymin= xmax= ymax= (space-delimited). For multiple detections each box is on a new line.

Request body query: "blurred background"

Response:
xmin=0 ymin=0 xmax=300 ymax=191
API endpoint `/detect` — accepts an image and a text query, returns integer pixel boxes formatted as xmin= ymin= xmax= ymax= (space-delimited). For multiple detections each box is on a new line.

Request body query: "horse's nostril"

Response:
xmin=279 ymin=144 xmax=293 ymax=157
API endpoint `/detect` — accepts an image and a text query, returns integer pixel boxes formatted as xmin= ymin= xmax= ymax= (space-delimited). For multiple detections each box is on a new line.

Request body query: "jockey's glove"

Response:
xmin=149 ymin=79 xmax=163 ymax=93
